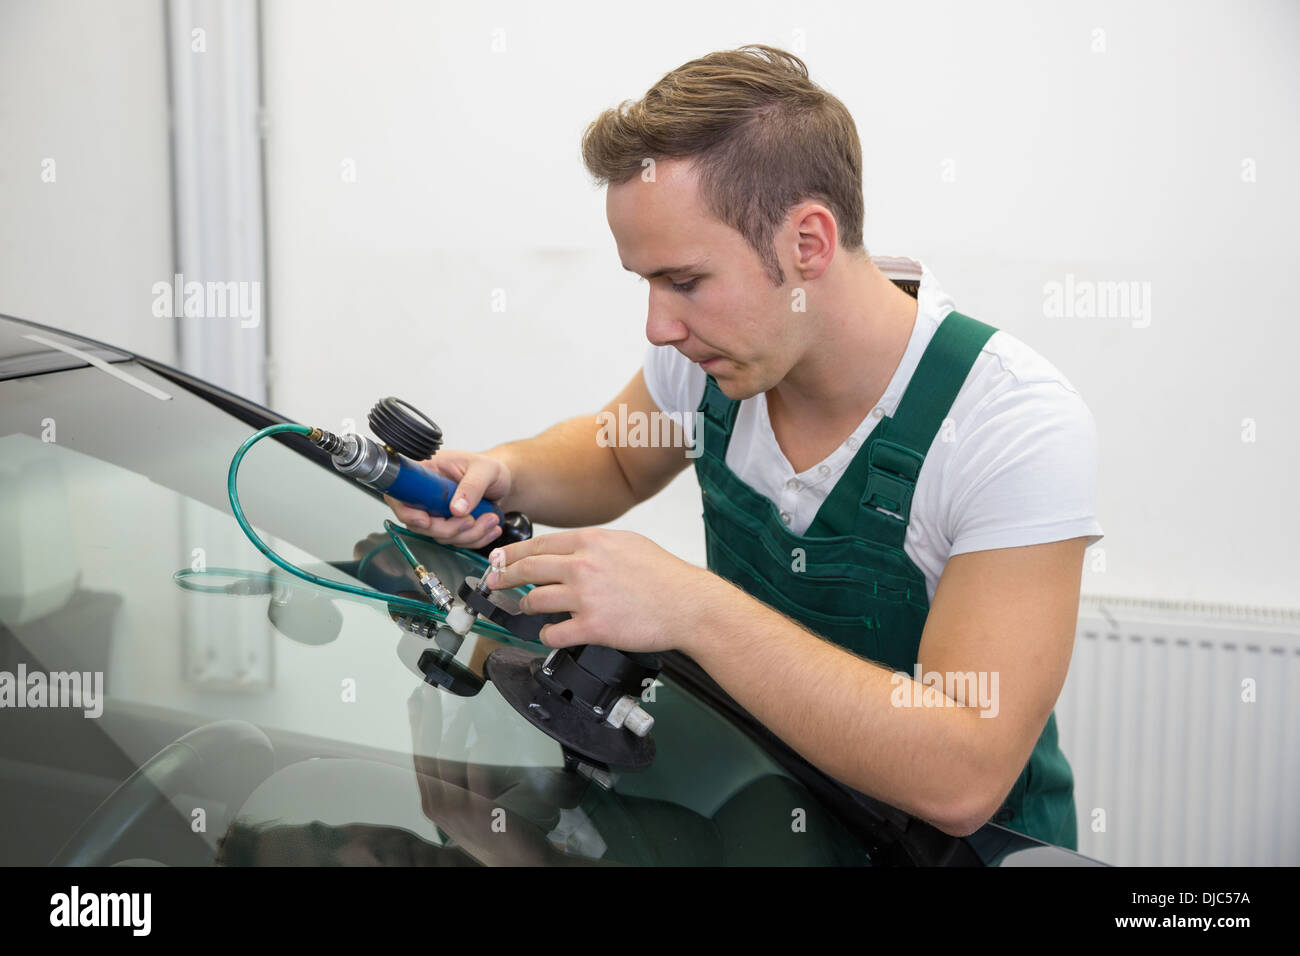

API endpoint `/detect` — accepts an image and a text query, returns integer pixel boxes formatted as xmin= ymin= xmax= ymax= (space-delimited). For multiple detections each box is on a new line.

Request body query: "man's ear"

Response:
xmin=789 ymin=201 xmax=837 ymax=281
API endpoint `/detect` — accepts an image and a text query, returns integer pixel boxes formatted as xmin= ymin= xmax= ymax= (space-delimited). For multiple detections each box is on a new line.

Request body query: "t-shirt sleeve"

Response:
xmin=942 ymin=381 xmax=1104 ymax=556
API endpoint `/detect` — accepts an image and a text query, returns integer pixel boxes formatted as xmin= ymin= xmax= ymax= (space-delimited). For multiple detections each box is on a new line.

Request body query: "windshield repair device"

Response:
xmin=219 ymin=396 xmax=663 ymax=771
xmin=309 ymin=396 xmax=534 ymax=554
xmin=459 ymin=556 xmax=660 ymax=770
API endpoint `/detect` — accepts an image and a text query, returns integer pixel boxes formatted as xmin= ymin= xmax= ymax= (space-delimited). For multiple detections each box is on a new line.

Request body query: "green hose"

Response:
xmin=173 ymin=421 xmax=517 ymax=638
xmin=354 ymin=521 xmax=445 ymax=587
xmin=384 ymin=519 xmax=423 ymax=570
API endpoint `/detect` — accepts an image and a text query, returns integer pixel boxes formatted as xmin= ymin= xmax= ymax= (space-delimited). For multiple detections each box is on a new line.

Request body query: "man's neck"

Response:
xmin=767 ymin=257 xmax=919 ymax=444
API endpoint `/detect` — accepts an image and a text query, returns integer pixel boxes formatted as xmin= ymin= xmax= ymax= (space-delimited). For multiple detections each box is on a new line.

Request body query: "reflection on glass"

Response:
xmin=1 ymin=361 xmax=872 ymax=866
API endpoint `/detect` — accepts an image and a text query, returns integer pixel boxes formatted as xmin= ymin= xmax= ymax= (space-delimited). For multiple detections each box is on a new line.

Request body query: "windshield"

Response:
xmin=0 ymin=354 xmax=874 ymax=866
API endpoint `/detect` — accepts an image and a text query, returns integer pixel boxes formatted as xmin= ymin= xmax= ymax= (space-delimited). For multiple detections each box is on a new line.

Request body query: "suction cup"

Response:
xmin=484 ymin=646 xmax=656 ymax=770
xmin=266 ymin=579 xmax=343 ymax=646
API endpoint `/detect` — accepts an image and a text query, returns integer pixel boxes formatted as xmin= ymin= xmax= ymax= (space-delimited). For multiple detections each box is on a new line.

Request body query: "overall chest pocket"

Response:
xmin=700 ymin=466 xmax=930 ymax=667
xmin=702 ymin=507 xmax=939 ymax=666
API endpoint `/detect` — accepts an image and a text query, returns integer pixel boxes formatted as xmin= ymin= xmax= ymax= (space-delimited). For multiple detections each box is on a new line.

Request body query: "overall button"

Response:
xmin=871 ymin=407 xmax=884 ymax=419
xmin=817 ymin=464 xmax=831 ymax=477
xmin=785 ymin=478 xmax=801 ymax=492
xmin=779 ymin=511 xmax=792 ymax=525
xmin=845 ymin=436 xmax=859 ymax=450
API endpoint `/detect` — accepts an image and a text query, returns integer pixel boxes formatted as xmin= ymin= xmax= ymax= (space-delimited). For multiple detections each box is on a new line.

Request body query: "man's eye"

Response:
xmin=670 ymin=278 xmax=699 ymax=293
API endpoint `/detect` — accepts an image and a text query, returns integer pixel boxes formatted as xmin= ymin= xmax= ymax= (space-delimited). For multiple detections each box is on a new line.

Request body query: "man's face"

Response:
xmin=606 ymin=158 xmax=802 ymax=399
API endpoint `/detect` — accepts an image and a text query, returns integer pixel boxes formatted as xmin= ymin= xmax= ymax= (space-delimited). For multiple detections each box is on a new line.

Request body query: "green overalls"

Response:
xmin=692 ymin=309 xmax=1078 ymax=850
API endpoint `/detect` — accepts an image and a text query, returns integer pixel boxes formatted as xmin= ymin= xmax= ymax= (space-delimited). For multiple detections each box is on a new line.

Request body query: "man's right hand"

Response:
xmin=384 ymin=449 xmax=513 ymax=550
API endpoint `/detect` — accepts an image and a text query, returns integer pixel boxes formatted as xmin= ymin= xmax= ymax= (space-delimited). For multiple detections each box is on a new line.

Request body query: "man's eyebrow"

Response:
xmin=621 ymin=258 xmax=709 ymax=280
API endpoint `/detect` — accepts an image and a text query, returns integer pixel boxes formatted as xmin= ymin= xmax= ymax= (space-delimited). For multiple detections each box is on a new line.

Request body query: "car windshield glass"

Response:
xmin=0 ymin=355 xmax=874 ymax=866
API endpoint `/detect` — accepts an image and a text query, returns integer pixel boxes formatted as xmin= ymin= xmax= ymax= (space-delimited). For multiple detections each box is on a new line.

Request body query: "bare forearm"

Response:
xmin=687 ymin=577 xmax=995 ymax=835
xmin=487 ymin=415 xmax=637 ymax=527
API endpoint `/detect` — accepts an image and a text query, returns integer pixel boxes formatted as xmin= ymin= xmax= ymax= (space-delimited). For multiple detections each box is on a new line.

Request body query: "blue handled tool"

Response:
xmin=308 ymin=397 xmax=532 ymax=550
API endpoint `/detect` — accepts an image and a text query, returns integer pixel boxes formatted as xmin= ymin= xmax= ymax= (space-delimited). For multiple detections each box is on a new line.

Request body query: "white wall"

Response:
xmin=262 ymin=0 xmax=1296 ymax=609
xmin=2 ymin=2 xmax=1294 ymax=607
xmin=0 ymin=0 xmax=175 ymax=365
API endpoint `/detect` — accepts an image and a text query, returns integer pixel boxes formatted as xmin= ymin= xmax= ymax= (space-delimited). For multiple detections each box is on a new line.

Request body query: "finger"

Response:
xmin=537 ymin=617 xmax=585 ymax=648
xmin=490 ymin=529 xmax=587 ymax=569
xmin=444 ymin=513 xmax=501 ymax=549
xmin=385 ymin=495 xmax=434 ymax=530
xmin=388 ymin=514 xmax=464 ymax=544
xmin=433 ymin=515 xmax=485 ymax=546
xmin=489 ymin=552 xmax=573 ymax=591
xmin=516 ymin=582 xmax=576 ymax=616
xmin=448 ymin=459 xmax=497 ymax=517
xmin=423 ymin=453 xmax=467 ymax=483
xmin=456 ymin=520 xmax=504 ymax=552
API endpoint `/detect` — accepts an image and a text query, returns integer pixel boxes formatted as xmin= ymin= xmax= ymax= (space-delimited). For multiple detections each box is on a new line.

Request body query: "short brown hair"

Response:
xmin=581 ymin=44 xmax=865 ymax=286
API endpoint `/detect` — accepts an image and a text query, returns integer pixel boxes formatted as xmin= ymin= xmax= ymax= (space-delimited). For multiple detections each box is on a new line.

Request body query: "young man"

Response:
xmin=388 ymin=45 xmax=1102 ymax=848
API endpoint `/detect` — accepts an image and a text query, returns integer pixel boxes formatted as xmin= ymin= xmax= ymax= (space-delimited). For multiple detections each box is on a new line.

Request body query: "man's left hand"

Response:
xmin=484 ymin=529 xmax=726 ymax=655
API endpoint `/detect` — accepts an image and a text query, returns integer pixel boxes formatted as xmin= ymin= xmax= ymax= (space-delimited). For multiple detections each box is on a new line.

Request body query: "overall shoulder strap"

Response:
xmin=886 ymin=310 xmax=998 ymax=459
xmin=807 ymin=310 xmax=997 ymax=545
xmin=697 ymin=374 xmax=740 ymax=461
xmin=855 ymin=310 xmax=998 ymax=543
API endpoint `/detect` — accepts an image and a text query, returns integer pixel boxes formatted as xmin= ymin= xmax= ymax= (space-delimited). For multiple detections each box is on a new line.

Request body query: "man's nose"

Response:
xmin=645 ymin=288 xmax=687 ymax=347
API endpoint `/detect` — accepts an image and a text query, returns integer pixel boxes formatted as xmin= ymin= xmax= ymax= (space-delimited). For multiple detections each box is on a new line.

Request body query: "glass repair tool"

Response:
xmin=221 ymin=397 xmax=663 ymax=770
xmin=455 ymin=552 xmax=661 ymax=771
xmin=308 ymin=396 xmax=534 ymax=552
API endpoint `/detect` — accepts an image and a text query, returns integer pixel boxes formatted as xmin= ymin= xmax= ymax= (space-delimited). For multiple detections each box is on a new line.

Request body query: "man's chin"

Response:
xmin=711 ymin=370 xmax=762 ymax=402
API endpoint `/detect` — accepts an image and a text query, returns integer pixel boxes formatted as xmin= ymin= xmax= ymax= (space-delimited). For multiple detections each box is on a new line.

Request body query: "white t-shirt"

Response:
xmin=642 ymin=257 xmax=1104 ymax=605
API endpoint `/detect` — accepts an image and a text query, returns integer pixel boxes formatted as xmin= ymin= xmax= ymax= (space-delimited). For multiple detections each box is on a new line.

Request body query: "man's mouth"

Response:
xmin=681 ymin=350 xmax=723 ymax=367
xmin=676 ymin=345 xmax=729 ymax=371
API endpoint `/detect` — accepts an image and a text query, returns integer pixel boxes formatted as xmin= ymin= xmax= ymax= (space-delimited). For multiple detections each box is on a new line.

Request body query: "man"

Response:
xmin=388 ymin=45 xmax=1102 ymax=849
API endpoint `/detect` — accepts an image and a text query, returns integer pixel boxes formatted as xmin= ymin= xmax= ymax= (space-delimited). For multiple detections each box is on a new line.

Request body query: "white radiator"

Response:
xmin=1055 ymin=595 xmax=1300 ymax=866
